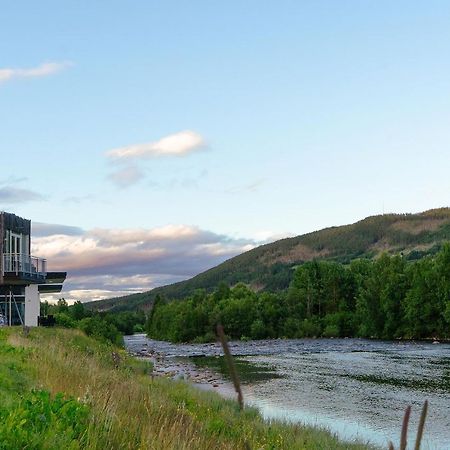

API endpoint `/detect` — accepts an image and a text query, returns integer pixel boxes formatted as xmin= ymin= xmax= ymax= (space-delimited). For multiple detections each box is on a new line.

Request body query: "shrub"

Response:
xmin=250 ymin=319 xmax=266 ymax=340
xmin=298 ymin=318 xmax=322 ymax=338
xmin=54 ymin=313 xmax=76 ymax=328
xmin=322 ymin=324 xmax=339 ymax=338
xmin=78 ymin=317 xmax=123 ymax=346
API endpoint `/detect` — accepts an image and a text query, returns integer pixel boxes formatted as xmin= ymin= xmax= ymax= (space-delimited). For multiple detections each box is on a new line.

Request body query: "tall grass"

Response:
xmin=3 ymin=327 xmax=377 ymax=449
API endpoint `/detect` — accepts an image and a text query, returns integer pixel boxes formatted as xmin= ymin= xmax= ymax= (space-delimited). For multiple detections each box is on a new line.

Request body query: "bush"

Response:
xmin=133 ymin=324 xmax=145 ymax=333
xmin=298 ymin=319 xmax=322 ymax=338
xmin=322 ymin=324 xmax=339 ymax=338
xmin=54 ymin=313 xmax=76 ymax=328
xmin=78 ymin=317 xmax=123 ymax=346
xmin=250 ymin=319 xmax=266 ymax=340
xmin=282 ymin=317 xmax=302 ymax=338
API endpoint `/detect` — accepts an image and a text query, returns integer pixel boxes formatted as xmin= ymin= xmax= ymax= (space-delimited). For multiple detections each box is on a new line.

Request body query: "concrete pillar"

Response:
xmin=24 ymin=284 xmax=39 ymax=326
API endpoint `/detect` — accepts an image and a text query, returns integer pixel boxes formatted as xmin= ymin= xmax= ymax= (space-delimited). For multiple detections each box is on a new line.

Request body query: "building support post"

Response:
xmin=24 ymin=285 xmax=39 ymax=327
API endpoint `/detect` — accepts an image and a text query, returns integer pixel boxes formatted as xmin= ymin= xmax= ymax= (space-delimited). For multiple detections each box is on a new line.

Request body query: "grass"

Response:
xmin=0 ymin=327 xmax=377 ymax=449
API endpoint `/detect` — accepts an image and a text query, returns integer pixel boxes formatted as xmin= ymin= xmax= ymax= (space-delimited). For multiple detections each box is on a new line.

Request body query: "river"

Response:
xmin=124 ymin=335 xmax=450 ymax=449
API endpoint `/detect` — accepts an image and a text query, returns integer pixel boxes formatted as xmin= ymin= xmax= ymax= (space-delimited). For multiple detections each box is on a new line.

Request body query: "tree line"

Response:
xmin=41 ymin=300 xmax=146 ymax=346
xmin=147 ymin=244 xmax=450 ymax=342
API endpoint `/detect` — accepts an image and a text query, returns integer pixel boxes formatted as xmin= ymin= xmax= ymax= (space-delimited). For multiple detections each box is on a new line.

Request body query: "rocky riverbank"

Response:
xmin=124 ymin=334 xmax=231 ymax=391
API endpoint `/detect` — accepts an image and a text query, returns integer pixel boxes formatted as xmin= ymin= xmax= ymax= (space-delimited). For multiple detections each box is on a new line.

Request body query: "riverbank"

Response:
xmin=125 ymin=334 xmax=450 ymax=449
xmin=0 ymin=327 xmax=376 ymax=449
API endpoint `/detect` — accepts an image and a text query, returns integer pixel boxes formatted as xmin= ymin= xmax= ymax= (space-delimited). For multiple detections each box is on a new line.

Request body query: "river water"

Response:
xmin=125 ymin=335 xmax=450 ymax=449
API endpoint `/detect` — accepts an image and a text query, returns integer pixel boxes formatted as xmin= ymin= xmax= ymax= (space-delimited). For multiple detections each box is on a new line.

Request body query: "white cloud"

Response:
xmin=31 ymin=222 xmax=257 ymax=301
xmin=41 ymin=274 xmax=185 ymax=304
xmin=0 ymin=61 xmax=73 ymax=84
xmin=107 ymin=165 xmax=145 ymax=188
xmin=106 ymin=130 xmax=206 ymax=160
xmin=89 ymin=224 xmax=199 ymax=245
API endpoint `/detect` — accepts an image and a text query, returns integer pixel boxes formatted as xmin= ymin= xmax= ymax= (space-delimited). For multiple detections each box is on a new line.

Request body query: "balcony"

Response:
xmin=2 ymin=253 xmax=47 ymax=282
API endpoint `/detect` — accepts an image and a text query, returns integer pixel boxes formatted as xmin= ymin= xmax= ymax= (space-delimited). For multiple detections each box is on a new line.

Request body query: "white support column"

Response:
xmin=24 ymin=284 xmax=39 ymax=327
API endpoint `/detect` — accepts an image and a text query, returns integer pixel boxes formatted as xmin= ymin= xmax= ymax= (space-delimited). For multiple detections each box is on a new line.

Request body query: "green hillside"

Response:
xmin=87 ymin=208 xmax=450 ymax=312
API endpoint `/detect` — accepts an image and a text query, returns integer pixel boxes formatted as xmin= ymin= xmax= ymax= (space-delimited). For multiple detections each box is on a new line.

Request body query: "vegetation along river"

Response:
xmin=125 ymin=335 xmax=450 ymax=449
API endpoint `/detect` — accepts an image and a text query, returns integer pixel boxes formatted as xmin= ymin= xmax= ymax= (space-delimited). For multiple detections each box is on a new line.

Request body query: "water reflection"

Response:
xmin=190 ymin=355 xmax=282 ymax=383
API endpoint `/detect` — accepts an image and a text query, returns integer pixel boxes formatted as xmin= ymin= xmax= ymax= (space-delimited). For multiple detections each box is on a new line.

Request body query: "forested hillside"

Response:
xmin=148 ymin=244 xmax=450 ymax=342
xmin=87 ymin=208 xmax=450 ymax=312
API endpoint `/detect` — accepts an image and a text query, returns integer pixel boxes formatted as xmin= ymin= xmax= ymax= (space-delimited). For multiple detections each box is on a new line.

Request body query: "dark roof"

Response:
xmin=0 ymin=212 xmax=31 ymax=235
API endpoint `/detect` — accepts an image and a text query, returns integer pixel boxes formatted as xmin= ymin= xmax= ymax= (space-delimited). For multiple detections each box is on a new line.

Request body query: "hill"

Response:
xmin=87 ymin=207 xmax=450 ymax=312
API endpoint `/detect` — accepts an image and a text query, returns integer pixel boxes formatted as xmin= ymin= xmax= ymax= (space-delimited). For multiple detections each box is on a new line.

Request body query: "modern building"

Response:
xmin=0 ymin=212 xmax=66 ymax=326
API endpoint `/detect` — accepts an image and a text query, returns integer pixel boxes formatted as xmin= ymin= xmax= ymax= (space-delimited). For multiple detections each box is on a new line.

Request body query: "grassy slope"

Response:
xmin=88 ymin=208 xmax=450 ymax=312
xmin=0 ymin=327 xmax=375 ymax=450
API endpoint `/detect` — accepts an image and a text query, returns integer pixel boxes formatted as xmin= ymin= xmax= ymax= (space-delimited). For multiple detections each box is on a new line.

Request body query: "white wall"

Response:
xmin=24 ymin=284 xmax=39 ymax=326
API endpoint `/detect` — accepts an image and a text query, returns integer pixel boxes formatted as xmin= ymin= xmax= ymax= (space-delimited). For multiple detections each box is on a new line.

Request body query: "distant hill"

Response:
xmin=87 ymin=208 xmax=450 ymax=312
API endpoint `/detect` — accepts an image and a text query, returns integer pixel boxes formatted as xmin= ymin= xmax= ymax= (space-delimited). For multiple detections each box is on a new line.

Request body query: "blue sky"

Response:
xmin=1 ymin=1 xmax=449 ymax=300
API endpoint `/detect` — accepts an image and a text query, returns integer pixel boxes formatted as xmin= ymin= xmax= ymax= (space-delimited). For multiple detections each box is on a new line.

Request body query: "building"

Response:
xmin=0 ymin=212 xmax=66 ymax=326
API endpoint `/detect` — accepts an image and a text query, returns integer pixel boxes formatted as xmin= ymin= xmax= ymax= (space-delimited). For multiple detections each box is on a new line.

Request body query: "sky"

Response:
xmin=1 ymin=1 xmax=449 ymax=302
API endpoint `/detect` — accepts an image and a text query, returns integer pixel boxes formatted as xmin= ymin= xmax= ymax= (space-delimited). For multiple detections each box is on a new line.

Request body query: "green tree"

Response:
xmin=40 ymin=300 xmax=50 ymax=316
xmin=71 ymin=301 xmax=85 ymax=321
xmin=355 ymin=260 xmax=383 ymax=338
xmin=250 ymin=319 xmax=266 ymax=340
xmin=403 ymin=257 xmax=437 ymax=338
xmin=57 ymin=298 xmax=69 ymax=313
xmin=436 ymin=243 xmax=450 ymax=335
xmin=379 ymin=254 xmax=408 ymax=339
xmin=289 ymin=262 xmax=321 ymax=319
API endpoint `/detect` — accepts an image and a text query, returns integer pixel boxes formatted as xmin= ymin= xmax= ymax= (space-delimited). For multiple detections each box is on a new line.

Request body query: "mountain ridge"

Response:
xmin=86 ymin=207 xmax=450 ymax=312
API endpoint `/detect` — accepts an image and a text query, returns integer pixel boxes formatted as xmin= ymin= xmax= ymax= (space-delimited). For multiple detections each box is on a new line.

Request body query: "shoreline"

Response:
xmin=124 ymin=334 xmax=450 ymax=450
xmin=124 ymin=335 xmax=385 ymax=448
xmin=125 ymin=336 xmax=234 ymax=394
xmin=5 ymin=327 xmax=377 ymax=449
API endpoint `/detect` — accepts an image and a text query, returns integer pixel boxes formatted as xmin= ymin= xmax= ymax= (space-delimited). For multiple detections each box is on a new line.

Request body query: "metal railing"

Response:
xmin=2 ymin=253 xmax=47 ymax=278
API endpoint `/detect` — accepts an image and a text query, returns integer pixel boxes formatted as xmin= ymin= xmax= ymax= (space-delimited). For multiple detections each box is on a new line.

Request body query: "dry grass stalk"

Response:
xmin=389 ymin=401 xmax=428 ymax=450
xmin=216 ymin=323 xmax=244 ymax=410
xmin=400 ymin=405 xmax=411 ymax=450
xmin=414 ymin=400 xmax=428 ymax=450
xmin=111 ymin=351 xmax=121 ymax=368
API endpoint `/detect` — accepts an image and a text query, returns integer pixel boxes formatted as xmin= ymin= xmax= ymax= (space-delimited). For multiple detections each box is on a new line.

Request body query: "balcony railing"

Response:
xmin=2 ymin=253 xmax=47 ymax=279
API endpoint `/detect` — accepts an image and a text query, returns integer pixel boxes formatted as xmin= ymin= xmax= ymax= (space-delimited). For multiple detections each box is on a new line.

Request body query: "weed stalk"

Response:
xmin=216 ymin=324 xmax=244 ymax=410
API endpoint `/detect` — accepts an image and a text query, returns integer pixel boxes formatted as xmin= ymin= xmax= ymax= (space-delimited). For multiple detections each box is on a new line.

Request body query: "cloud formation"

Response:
xmin=31 ymin=222 xmax=255 ymax=302
xmin=32 ymin=222 xmax=84 ymax=238
xmin=107 ymin=165 xmax=145 ymax=188
xmin=106 ymin=130 xmax=206 ymax=160
xmin=0 ymin=186 xmax=45 ymax=203
xmin=0 ymin=61 xmax=73 ymax=84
